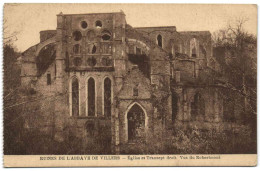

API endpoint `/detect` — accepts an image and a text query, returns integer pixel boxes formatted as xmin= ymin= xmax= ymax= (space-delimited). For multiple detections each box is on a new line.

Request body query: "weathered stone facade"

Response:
xmin=20 ymin=11 xmax=235 ymax=153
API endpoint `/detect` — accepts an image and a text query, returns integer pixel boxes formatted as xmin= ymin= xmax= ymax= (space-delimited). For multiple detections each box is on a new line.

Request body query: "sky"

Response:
xmin=4 ymin=3 xmax=257 ymax=52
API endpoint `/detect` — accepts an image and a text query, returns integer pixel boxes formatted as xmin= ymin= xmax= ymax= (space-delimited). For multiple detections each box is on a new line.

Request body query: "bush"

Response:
xmin=120 ymin=125 xmax=256 ymax=154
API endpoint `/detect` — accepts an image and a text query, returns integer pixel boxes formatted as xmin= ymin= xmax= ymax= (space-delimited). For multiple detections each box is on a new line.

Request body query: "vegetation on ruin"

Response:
xmin=3 ymin=16 xmax=257 ymax=155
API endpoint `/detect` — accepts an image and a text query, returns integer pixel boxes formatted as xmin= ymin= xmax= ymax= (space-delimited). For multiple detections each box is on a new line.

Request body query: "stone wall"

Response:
xmin=40 ymin=30 xmax=56 ymax=43
xmin=20 ymin=11 xmax=231 ymax=154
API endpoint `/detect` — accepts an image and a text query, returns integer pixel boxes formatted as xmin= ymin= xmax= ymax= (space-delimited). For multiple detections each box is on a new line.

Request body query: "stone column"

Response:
xmin=53 ymin=13 xmax=67 ymax=142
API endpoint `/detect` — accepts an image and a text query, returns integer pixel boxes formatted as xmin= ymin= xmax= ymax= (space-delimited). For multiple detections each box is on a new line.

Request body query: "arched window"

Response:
xmin=127 ymin=104 xmax=145 ymax=142
xmin=172 ymin=92 xmax=178 ymax=122
xmin=157 ymin=34 xmax=162 ymax=47
xmin=190 ymin=38 xmax=197 ymax=57
xmin=92 ymin=45 xmax=96 ymax=54
xmin=72 ymin=77 xmax=79 ymax=116
xmin=174 ymin=44 xmax=181 ymax=57
xmin=47 ymin=74 xmax=51 ymax=85
xmin=95 ymin=20 xmax=102 ymax=28
xmin=192 ymin=47 xmax=197 ymax=57
xmin=88 ymin=77 xmax=95 ymax=116
xmin=191 ymin=92 xmax=205 ymax=120
xmin=101 ymin=30 xmax=111 ymax=41
xmin=80 ymin=21 xmax=88 ymax=29
xmin=104 ymin=78 xmax=112 ymax=118
xmin=73 ymin=31 xmax=82 ymax=41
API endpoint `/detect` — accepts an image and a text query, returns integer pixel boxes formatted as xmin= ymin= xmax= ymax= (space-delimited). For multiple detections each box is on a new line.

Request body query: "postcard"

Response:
xmin=3 ymin=3 xmax=257 ymax=167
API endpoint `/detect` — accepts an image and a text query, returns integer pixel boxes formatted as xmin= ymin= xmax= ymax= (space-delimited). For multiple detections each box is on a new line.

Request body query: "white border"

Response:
xmin=1 ymin=1 xmax=259 ymax=170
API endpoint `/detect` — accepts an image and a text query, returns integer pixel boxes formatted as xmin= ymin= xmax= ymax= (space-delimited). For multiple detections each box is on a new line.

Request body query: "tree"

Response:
xmin=3 ymin=19 xmax=19 ymax=46
xmin=213 ymin=16 xmax=256 ymax=132
xmin=3 ymin=44 xmax=23 ymax=154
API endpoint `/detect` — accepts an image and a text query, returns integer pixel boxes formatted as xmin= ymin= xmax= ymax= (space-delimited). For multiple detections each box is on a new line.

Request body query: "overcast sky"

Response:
xmin=4 ymin=3 xmax=257 ymax=52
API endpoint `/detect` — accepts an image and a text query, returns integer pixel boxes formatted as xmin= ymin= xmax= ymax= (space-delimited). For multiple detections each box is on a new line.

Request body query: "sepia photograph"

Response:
xmin=2 ymin=3 xmax=257 ymax=167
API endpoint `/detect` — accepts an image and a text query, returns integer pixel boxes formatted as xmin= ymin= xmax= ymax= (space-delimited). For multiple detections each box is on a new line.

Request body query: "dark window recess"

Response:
xmin=133 ymin=87 xmax=138 ymax=96
xmin=81 ymin=21 xmax=88 ymax=29
xmin=157 ymin=34 xmax=162 ymax=47
xmin=128 ymin=54 xmax=150 ymax=78
xmin=95 ymin=20 xmax=102 ymax=28
xmin=87 ymin=57 xmax=97 ymax=67
xmin=73 ymin=57 xmax=82 ymax=66
xmin=192 ymin=47 xmax=197 ymax=57
xmin=36 ymin=44 xmax=56 ymax=77
xmin=73 ymin=31 xmax=82 ymax=41
xmin=172 ymin=92 xmax=178 ymax=123
xmin=101 ymin=30 xmax=111 ymax=41
xmin=47 ymin=74 xmax=51 ymax=85
xmin=72 ymin=78 xmax=79 ymax=116
xmin=191 ymin=93 xmax=205 ymax=120
xmin=101 ymin=57 xmax=112 ymax=66
xmin=92 ymin=45 xmax=96 ymax=54
xmin=73 ymin=44 xmax=81 ymax=54
xmin=127 ymin=104 xmax=145 ymax=142
xmin=104 ymin=78 xmax=112 ymax=118
xmin=88 ymin=77 xmax=95 ymax=116
xmin=102 ymin=33 xmax=111 ymax=41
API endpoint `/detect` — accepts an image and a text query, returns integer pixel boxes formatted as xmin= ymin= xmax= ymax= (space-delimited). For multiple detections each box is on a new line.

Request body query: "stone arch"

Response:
xmin=157 ymin=34 xmax=163 ymax=48
xmin=69 ymin=76 xmax=80 ymax=116
xmin=35 ymin=36 xmax=56 ymax=56
xmin=127 ymin=38 xmax=151 ymax=55
xmin=190 ymin=38 xmax=198 ymax=57
xmin=101 ymin=30 xmax=112 ymax=41
xmin=171 ymin=36 xmax=184 ymax=55
xmin=102 ymin=76 xmax=113 ymax=118
xmin=86 ymin=76 xmax=97 ymax=116
xmin=126 ymin=38 xmax=151 ymax=78
xmin=125 ymin=102 xmax=148 ymax=142
xmin=36 ymin=42 xmax=56 ymax=76
xmin=87 ymin=77 xmax=96 ymax=116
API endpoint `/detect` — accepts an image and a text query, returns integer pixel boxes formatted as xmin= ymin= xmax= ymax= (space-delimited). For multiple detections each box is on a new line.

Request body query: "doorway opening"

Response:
xmin=127 ymin=104 xmax=145 ymax=143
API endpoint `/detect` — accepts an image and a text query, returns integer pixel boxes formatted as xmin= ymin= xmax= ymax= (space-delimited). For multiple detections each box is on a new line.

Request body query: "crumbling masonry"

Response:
xmin=20 ymin=11 xmax=243 ymax=153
